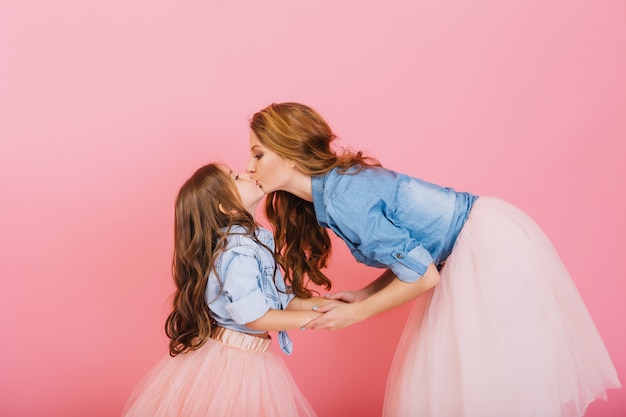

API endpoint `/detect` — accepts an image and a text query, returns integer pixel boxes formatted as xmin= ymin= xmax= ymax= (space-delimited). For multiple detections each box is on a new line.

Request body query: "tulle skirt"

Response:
xmin=383 ymin=197 xmax=620 ymax=417
xmin=122 ymin=327 xmax=317 ymax=417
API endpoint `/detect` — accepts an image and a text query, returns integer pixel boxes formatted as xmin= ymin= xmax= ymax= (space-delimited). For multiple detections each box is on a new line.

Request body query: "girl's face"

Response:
xmin=221 ymin=165 xmax=265 ymax=214
xmin=246 ymin=131 xmax=294 ymax=194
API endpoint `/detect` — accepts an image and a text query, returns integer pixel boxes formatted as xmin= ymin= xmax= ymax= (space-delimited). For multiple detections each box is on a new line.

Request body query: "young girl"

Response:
xmin=245 ymin=102 xmax=621 ymax=417
xmin=122 ymin=163 xmax=329 ymax=417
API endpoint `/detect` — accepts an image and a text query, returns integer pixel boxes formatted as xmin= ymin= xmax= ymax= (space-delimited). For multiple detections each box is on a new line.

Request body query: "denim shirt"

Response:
xmin=311 ymin=166 xmax=477 ymax=282
xmin=205 ymin=225 xmax=295 ymax=354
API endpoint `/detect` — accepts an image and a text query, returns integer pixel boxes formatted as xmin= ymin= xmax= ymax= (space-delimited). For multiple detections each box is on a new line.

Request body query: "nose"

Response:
xmin=238 ymin=172 xmax=251 ymax=181
xmin=246 ymin=158 xmax=255 ymax=174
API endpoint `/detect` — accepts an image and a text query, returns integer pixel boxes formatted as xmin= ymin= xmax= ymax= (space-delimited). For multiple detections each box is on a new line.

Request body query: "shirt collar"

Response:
xmin=311 ymin=173 xmax=330 ymax=228
xmin=224 ymin=224 xmax=274 ymax=246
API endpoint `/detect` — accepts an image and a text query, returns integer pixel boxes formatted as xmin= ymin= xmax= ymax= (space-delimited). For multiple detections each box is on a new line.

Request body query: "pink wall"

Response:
xmin=1 ymin=1 xmax=624 ymax=416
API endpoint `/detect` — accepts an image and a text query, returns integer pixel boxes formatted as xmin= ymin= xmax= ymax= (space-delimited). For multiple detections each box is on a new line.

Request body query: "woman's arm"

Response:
xmin=360 ymin=268 xmax=398 ymax=297
xmin=325 ymin=269 xmax=397 ymax=303
xmin=246 ymin=308 xmax=322 ymax=332
xmin=303 ymin=263 xmax=440 ymax=330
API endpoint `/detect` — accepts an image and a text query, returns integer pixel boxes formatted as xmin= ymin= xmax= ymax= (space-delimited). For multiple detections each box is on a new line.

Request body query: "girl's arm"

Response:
xmin=285 ymin=295 xmax=338 ymax=311
xmin=247 ymin=295 xmax=344 ymax=331
xmin=303 ymin=263 xmax=440 ymax=330
xmin=246 ymin=308 xmax=322 ymax=332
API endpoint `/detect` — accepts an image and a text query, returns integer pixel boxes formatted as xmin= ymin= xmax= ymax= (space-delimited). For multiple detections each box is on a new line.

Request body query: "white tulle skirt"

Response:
xmin=383 ymin=197 xmax=620 ymax=417
xmin=122 ymin=327 xmax=317 ymax=417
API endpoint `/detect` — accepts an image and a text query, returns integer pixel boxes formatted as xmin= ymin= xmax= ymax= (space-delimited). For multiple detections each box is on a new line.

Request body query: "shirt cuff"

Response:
xmin=390 ymin=246 xmax=431 ymax=282
xmin=390 ymin=262 xmax=422 ymax=282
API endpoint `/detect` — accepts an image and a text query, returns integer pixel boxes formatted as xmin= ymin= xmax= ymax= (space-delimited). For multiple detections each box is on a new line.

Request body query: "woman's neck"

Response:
xmin=283 ymin=172 xmax=313 ymax=202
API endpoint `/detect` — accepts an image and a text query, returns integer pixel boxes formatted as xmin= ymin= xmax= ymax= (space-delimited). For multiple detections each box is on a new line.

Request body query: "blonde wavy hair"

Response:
xmin=250 ymin=102 xmax=380 ymax=297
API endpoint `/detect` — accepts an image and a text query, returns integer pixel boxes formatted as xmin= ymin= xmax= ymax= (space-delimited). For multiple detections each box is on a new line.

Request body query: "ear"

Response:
xmin=286 ymin=159 xmax=298 ymax=169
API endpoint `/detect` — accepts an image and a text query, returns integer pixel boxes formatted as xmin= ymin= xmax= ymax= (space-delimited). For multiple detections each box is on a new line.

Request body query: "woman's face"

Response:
xmin=246 ymin=131 xmax=294 ymax=194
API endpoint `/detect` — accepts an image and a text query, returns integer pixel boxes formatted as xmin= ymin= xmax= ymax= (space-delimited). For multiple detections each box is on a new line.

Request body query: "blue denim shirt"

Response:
xmin=311 ymin=166 xmax=477 ymax=282
xmin=206 ymin=225 xmax=295 ymax=354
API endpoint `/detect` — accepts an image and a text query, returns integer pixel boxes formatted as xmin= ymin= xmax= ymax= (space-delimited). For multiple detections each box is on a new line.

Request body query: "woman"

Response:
xmin=245 ymin=102 xmax=620 ymax=416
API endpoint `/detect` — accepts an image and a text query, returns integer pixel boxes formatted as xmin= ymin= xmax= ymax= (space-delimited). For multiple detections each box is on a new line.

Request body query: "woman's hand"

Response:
xmin=322 ymin=289 xmax=367 ymax=303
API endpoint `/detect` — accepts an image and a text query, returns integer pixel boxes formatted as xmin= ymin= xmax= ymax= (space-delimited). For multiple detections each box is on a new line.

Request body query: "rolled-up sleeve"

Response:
xmin=221 ymin=247 xmax=271 ymax=324
xmin=327 ymin=193 xmax=434 ymax=282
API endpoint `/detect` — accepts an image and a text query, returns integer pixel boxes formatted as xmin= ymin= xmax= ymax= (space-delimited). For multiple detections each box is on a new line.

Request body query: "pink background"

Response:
xmin=1 ymin=0 xmax=624 ymax=416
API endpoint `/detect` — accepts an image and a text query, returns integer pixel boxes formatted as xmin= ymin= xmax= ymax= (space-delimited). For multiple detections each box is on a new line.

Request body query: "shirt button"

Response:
xmin=396 ymin=253 xmax=404 ymax=259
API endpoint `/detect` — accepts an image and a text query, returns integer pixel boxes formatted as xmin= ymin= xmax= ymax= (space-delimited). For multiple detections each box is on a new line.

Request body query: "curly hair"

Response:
xmin=250 ymin=102 xmax=380 ymax=297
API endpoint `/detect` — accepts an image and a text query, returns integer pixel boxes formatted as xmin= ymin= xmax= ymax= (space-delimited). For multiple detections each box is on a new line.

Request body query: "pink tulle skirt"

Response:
xmin=122 ymin=327 xmax=317 ymax=417
xmin=383 ymin=197 xmax=620 ymax=417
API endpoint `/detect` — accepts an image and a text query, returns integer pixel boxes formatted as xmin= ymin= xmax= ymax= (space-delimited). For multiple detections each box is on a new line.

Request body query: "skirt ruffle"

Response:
xmin=383 ymin=197 xmax=620 ymax=417
xmin=122 ymin=330 xmax=317 ymax=417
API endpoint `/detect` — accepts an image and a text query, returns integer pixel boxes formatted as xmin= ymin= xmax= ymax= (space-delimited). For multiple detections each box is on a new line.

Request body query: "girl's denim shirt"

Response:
xmin=206 ymin=225 xmax=295 ymax=354
xmin=311 ymin=166 xmax=477 ymax=282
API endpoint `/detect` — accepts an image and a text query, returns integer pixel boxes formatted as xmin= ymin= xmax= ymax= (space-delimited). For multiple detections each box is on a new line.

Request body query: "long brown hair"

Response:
xmin=250 ymin=102 xmax=380 ymax=297
xmin=164 ymin=163 xmax=258 ymax=356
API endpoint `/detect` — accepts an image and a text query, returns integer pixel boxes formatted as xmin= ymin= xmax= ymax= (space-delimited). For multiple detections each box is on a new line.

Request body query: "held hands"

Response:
xmin=302 ymin=266 xmax=439 ymax=331
xmin=302 ymin=296 xmax=367 ymax=331
xmin=303 ymin=301 xmax=365 ymax=330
